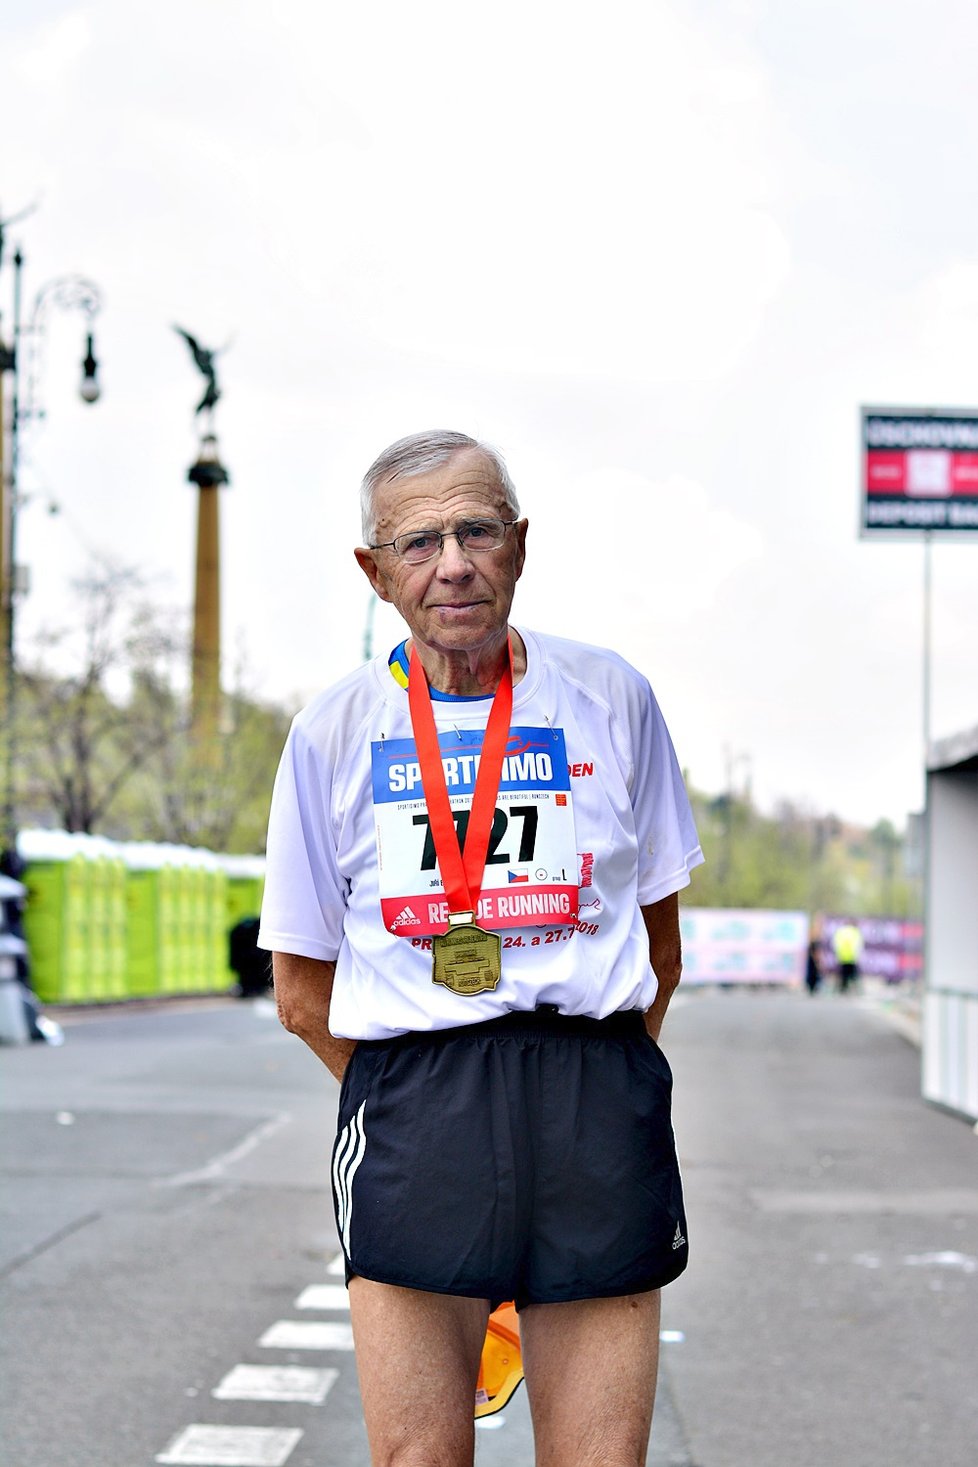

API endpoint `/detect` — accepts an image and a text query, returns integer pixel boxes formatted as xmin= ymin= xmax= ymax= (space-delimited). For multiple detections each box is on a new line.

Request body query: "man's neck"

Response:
xmin=410 ymin=628 xmax=526 ymax=697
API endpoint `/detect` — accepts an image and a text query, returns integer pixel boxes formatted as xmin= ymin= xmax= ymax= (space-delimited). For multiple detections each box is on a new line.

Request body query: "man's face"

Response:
xmin=354 ymin=449 xmax=527 ymax=661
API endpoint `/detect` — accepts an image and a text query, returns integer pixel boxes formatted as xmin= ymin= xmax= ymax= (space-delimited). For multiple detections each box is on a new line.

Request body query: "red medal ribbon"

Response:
xmin=407 ymin=639 xmax=514 ymax=919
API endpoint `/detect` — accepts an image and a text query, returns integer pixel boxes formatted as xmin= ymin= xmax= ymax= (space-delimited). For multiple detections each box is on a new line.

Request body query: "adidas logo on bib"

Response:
xmin=671 ymin=1222 xmax=686 ymax=1251
xmin=391 ymin=906 xmax=421 ymax=929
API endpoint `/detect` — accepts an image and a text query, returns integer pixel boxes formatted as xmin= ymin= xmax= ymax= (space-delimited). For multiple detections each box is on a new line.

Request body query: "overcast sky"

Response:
xmin=2 ymin=0 xmax=976 ymax=829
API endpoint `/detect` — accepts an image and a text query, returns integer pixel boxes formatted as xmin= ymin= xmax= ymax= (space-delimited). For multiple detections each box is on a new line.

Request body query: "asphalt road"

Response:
xmin=1 ymin=986 xmax=975 ymax=1467
xmin=662 ymin=987 xmax=978 ymax=1467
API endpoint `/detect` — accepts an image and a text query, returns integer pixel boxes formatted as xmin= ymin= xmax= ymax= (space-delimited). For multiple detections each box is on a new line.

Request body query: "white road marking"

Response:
xmin=660 ymin=1330 xmax=685 ymax=1343
xmin=853 ymin=1249 xmax=977 ymax=1272
xmin=326 ymin=1252 xmax=345 ymax=1276
xmin=903 ymin=1250 xmax=977 ymax=1273
xmin=293 ymin=1284 xmax=350 ymax=1311
xmin=259 ymin=1320 xmax=355 ymax=1351
xmin=213 ymin=1364 xmax=338 ymax=1403
xmin=155 ymin=1424 xmax=302 ymax=1465
xmin=159 ymin=1113 xmax=293 ymax=1189
xmin=751 ymin=1187 xmax=978 ymax=1215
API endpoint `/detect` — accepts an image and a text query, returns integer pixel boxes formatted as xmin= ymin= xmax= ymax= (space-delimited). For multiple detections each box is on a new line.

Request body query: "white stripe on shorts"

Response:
xmin=332 ymin=1100 xmax=367 ymax=1256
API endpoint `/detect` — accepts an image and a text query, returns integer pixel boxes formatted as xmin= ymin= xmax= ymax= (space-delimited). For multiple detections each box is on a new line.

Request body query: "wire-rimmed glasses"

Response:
xmin=369 ymin=518 xmax=517 ymax=565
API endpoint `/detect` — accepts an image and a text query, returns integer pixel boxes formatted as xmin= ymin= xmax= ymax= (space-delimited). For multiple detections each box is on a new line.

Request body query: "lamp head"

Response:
xmin=79 ymin=332 xmax=100 ymax=403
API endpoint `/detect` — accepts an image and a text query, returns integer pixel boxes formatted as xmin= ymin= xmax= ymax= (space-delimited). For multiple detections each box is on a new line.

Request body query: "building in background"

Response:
xmin=923 ymin=725 xmax=978 ymax=1122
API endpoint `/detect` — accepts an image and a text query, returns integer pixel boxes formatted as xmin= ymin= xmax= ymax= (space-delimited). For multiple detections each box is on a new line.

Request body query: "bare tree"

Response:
xmin=140 ymin=658 xmax=291 ymax=853
xmin=18 ymin=558 xmax=185 ymax=834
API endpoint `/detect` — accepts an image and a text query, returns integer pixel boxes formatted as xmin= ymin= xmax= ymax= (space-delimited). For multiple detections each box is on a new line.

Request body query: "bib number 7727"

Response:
xmin=412 ymin=804 xmax=539 ymax=870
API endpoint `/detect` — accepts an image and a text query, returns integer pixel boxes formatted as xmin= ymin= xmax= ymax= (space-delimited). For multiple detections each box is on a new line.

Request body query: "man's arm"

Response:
xmin=272 ymin=951 xmax=357 ymax=1082
xmin=640 ymin=891 xmax=682 ymax=1042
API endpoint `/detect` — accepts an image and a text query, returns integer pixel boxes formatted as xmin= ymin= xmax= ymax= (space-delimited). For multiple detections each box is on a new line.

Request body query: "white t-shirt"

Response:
xmin=258 ymin=627 xmax=704 ymax=1039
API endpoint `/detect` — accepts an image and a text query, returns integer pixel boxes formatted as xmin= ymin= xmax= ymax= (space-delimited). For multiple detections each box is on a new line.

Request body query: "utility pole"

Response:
xmin=0 ymin=310 xmax=11 ymax=667
xmin=0 ymin=250 xmax=21 ymax=860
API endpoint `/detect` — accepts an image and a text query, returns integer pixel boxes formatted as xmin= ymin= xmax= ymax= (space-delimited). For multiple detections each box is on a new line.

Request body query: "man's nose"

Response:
xmin=435 ymin=534 xmax=474 ymax=576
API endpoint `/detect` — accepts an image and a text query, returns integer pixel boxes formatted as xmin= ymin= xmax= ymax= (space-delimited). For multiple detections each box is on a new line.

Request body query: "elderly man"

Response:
xmin=258 ymin=430 xmax=703 ymax=1467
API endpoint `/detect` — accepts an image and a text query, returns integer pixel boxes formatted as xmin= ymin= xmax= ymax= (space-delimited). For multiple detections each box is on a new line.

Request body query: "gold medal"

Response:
xmin=432 ymin=913 xmax=502 ymax=996
xmin=408 ymin=645 xmax=514 ymax=999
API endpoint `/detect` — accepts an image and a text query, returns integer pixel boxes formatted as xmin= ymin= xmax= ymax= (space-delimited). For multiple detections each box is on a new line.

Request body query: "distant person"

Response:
xmin=804 ymin=935 xmax=822 ymax=995
xmin=832 ymin=919 xmax=863 ymax=993
xmin=0 ymin=849 xmax=63 ymax=1044
xmin=0 ymin=847 xmax=31 ymax=987
xmin=228 ymin=916 xmax=270 ymax=997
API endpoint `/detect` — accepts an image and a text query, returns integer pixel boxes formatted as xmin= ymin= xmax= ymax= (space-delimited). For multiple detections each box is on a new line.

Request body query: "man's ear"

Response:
xmin=513 ymin=518 xmax=528 ymax=582
xmin=354 ymin=547 xmax=392 ymax=603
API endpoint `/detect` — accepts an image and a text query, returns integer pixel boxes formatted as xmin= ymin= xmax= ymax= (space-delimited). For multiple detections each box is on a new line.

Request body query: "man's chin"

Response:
xmin=416 ymin=618 xmax=506 ymax=657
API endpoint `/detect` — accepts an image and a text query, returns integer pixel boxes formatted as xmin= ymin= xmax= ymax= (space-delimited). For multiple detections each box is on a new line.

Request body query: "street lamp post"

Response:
xmin=0 ymin=244 xmax=104 ymax=860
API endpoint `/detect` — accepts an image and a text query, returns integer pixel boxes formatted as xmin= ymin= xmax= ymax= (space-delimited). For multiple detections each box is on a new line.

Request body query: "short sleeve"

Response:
xmin=257 ymin=718 xmax=348 ymax=960
xmin=626 ymin=682 xmax=704 ymax=905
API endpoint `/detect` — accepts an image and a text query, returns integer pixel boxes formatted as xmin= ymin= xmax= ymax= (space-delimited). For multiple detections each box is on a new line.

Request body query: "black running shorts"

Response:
xmin=331 ymin=1008 xmax=688 ymax=1309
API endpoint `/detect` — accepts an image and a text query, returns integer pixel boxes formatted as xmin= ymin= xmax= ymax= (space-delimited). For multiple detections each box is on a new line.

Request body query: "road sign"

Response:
xmin=861 ymin=406 xmax=978 ymax=535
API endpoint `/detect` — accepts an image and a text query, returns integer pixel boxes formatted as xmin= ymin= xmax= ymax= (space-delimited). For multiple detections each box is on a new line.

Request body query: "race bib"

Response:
xmin=372 ymin=726 xmax=579 ymax=936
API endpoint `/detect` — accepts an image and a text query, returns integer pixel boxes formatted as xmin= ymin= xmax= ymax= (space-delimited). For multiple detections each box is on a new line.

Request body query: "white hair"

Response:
xmin=359 ymin=430 xmax=520 ymax=543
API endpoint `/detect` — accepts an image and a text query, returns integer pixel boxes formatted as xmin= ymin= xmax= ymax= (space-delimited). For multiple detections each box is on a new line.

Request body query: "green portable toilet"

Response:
xmin=184 ymin=862 xmax=202 ymax=990
xmin=159 ymin=861 xmax=182 ymax=992
xmin=63 ymin=852 xmax=94 ymax=1002
xmin=21 ymin=858 xmax=67 ymax=1003
xmin=22 ymin=831 xmax=268 ymax=1006
xmin=20 ymin=830 xmax=76 ymax=1004
xmin=76 ymin=837 xmax=128 ymax=1003
xmin=89 ymin=854 xmax=109 ymax=1000
xmin=209 ymin=865 xmax=233 ymax=992
xmin=193 ymin=862 xmax=213 ymax=990
xmin=176 ymin=859 xmax=195 ymax=991
xmin=122 ymin=842 xmax=169 ymax=999
xmin=106 ymin=856 xmax=127 ymax=998
xmin=19 ymin=830 xmax=99 ymax=1004
xmin=125 ymin=866 xmax=162 ymax=997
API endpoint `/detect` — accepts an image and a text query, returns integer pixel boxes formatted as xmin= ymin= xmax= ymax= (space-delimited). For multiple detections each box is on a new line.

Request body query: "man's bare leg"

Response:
xmin=520 ymin=1289 xmax=662 ymax=1467
xmin=348 ymin=1276 xmax=491 ymax=1467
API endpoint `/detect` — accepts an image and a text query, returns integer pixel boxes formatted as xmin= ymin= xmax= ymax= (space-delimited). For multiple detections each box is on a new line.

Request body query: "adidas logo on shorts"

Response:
xmin=671 ymin=1222 xmax=686 ymax=1251
xmin=391 ymin=906 xmax=421 ymax=929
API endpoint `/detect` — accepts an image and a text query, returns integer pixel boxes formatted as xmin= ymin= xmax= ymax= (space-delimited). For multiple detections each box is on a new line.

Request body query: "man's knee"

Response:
xmin=350 ymin=1279 xmax=486 ymax=1467
xmin=368 ymin=1431 xmax=474 ymax=1467
xmin=522 ymin=1292 xmax=659 ymax=1466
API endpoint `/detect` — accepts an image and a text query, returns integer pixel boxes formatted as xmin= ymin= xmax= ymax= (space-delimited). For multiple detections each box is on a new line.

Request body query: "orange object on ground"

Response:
xmin=474 ymin=1301 xmax=524 ymax=1418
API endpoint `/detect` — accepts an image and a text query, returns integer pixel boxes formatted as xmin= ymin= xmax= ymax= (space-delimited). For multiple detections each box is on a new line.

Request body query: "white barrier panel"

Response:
xmin=679 ymin=908 xmax=809 ymax=986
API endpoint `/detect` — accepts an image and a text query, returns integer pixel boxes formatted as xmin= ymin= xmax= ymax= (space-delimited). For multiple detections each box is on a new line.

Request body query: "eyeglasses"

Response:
xmin=370 ymin=518 xmax=518 ymax=565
